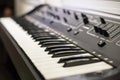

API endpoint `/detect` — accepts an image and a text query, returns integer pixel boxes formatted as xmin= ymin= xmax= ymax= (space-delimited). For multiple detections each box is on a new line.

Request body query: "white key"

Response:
xmin=0 ymin=18 xmax=113 ymax=80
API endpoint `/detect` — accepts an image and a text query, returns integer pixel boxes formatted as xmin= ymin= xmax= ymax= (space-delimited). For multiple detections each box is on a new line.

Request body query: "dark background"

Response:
xmin=0 ymin=0 xmax=14 ymax=17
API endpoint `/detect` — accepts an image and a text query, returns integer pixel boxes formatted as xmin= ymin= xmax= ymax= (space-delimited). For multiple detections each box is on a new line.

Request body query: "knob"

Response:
xmin=67 ymin=10 xmax=71 ymax=15
xmin=98 ymin=40 xmax=106 ymax=47
xmin=83 ymin=18 xmax=89 ymax=24
xmin=47 ymin=12 xmax=55 ymax=17
xmin=50 ymin=21 xmax=54 ymax=24
xmin=81 ymin=13 xmax=89 ymax=24
xmin=54 ymin=7 xmax=58 ymax=12
xmin=63 ymin=9 xmax=67 ymax=14
xmin=74 ymin=13 xmax=79 ymax=20
xmin=63 ymin=17 xmax=68 ymax=23
xmin=74 ymin=31 xmax=79 ymax=35
xmin=100 ymin=17 xmax=106 ymax=24
xmin=67 ymin=28 xmax=72 ymax=32
xmin=94 ymin=26 xmax=99 ymax=33
xmin=55 ymin=15 xmax=60 ymax=20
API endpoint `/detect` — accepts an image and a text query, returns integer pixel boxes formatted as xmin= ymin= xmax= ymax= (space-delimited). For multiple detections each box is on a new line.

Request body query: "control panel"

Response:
xmin=46 ymin=6 xmax=120 ymax=46
xmin=26 ymin=5 xmax=120 ymax=67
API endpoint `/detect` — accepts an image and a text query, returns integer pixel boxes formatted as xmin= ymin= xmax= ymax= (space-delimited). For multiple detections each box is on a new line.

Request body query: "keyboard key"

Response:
xmin=52 ymin=50 xmax=86 ymax=57
xmin=58 ymin=53 xmax=94 ymax=63
xmin=45 ymin=44 xmax=76 ymax=51
xmin=63 ymin=58 xmax=101 ymax=67
xmin=41 ymin=41 xmax=69 ymax=47
xmin=48 ymin=47 xmax=80 ymax=54
xmin=39 ymin=39 xmax=65 ymax=44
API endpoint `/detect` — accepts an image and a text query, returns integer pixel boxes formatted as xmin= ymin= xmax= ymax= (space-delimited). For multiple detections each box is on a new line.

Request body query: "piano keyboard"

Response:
xmin=0 ymin=17 xmax=113 ymax=80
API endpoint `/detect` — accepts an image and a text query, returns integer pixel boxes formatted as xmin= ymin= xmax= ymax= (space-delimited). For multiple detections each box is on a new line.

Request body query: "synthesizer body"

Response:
xmin=0 ymin=4 xmax=120 ymax=80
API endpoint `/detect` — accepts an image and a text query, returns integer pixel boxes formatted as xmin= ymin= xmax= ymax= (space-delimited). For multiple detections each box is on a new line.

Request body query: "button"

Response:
xmin=67 ymin=28 xmax=72 ymax=32
xmin=98 ymin=40 xmax=106 ymax=47
xmin=74 ymin=31 xmax=79 ymax=35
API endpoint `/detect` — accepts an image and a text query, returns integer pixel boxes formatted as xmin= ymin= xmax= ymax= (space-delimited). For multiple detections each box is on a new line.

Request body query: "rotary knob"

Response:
xmin=100 ymin=17 xmax=106 ymax=24
xmin=81 ymin=13 xmax=89 ymax=24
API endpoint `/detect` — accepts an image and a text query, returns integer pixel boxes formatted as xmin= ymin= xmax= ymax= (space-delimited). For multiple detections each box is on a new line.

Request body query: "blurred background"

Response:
xmin=0 ymin=0 xmax=14 ymax=17
xmin=1 ymin=0 xmax=120 ymax=17
xmin=15 ymin=0 xmax=120 ymax=16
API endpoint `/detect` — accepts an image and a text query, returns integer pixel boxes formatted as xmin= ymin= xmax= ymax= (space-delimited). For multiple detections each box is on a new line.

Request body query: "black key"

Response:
xmin=58 ymin=54 xmax=94 ymax=63
xmin=28 ymin=29 xmax=45 ymax=34
xmin=32 ymin=33 xmax=52 ymax=39
xmin=32 ymin=32 xmax=50 ymax=35
xmin=39 ymin=39 xmax=65 ymax=44
xmin=45 ymin=44 xmax=76 ymax=51
xmin=63 ymin=58 xmax=101 ymax=67
xmin=35 ymin=36 xmax=58 ymax=41
xmin=15 ymin=18 xmax=36 ymax=30
xmin=13 ymin=17 xmax=44 ymax=33
xmin=41 ymin=41 xmax=69 ymax=47
xmin=49 ymin=48 xmax=81 ymax=54
xmin=42 ymin=43 xmax=73 ymax=48
xmin=52 ymin=50 xmax=86 ymax=57
xmin=32 ymin=32 xmax=49 ymax=36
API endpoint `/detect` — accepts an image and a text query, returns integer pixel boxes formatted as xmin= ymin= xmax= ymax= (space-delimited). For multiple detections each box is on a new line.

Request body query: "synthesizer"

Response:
xmin=0 ymin=4 xmax=120 ymax=80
